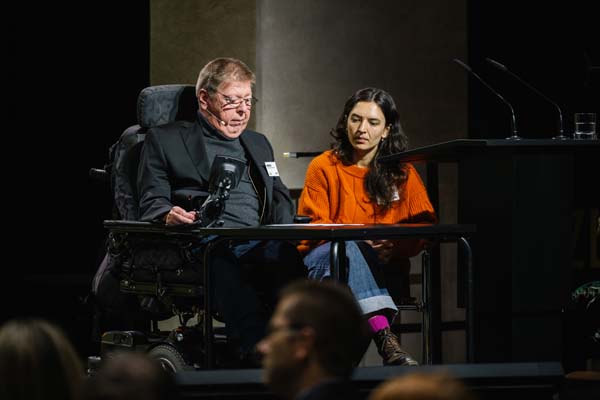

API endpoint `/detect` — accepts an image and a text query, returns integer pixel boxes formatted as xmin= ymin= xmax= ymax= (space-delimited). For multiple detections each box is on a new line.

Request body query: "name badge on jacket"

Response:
xmin=264 ymin=162 xmax=280 ymax=177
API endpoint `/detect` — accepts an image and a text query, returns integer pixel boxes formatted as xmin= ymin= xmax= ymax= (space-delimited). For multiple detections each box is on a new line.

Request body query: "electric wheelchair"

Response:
xmin=90 ymin=85 xmax=268 ymax=371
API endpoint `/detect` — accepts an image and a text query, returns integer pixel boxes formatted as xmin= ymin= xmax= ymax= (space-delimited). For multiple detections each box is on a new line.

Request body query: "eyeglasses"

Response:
xmin=215 ymin=91 xmax=259 ymax=109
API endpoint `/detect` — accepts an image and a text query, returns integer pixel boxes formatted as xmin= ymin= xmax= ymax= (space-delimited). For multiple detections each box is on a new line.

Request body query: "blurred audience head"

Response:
xmin=0 ymin=318 xmax=84 ymax=400
xmin=82 ymin=351 xmax=179 ymax=400
xmin=368 ymin=372 xmax=475 ymax=400
xmin=258 ymin=280 xmax=366 ymax=398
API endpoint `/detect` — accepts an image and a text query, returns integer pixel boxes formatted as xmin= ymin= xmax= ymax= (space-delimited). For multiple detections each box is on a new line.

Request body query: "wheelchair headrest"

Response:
xmin=137 ymin=85 xmax=198 ymax=128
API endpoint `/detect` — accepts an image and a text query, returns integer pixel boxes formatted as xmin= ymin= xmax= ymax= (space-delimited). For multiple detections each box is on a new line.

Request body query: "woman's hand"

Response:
xmin=164 ymin=206 xmax=196 ymax=225
xmin=364 ymin=239 xmax=394 ymax=264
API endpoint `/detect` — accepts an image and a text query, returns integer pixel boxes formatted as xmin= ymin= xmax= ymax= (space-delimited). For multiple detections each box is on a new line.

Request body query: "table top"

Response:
xmin=104 ymin=220 xmax=475 ymax=241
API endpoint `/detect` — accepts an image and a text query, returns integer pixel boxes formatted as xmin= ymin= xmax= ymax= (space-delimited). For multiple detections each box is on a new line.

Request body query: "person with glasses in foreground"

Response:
xmin=137 ymin=58 xmax=306 ymax=366
xmin=298 ymin=87 xmax=437 ymax=366
xmin=258 ymin=280 xmax=365 ymax=400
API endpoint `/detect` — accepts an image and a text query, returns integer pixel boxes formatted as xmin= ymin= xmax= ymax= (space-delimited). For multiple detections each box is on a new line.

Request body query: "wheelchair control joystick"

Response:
xmin=191 ymin=155 xmax=246 ymax=228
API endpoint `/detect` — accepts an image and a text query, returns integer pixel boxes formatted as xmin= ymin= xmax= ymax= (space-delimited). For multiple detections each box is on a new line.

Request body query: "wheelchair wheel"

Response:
xmin=148 ymin=344 xmax=194 ymax=372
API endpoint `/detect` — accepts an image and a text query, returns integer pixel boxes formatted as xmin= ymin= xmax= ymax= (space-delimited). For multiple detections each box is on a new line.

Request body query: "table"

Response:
xmin=104 ymin=221 xmax=475 ymax=367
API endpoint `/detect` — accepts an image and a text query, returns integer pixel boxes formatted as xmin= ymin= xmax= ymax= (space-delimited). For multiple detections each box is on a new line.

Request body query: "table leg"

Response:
xmin=422 ymin=249 xmax=432 ymax=364
xmin=330 ymin=240 xmax=348 ymax=282
xmin=202 ymin=239 xmax=227 ymax=369
xmin=458 ymin=236 xmax=474 ymax=362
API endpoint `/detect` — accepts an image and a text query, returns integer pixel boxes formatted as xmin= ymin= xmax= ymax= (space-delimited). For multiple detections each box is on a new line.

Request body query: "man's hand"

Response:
xmin=164 ymin=206 xmax=196 ymax=225
xmin=364 ymin=239 xmax=394 ymax=264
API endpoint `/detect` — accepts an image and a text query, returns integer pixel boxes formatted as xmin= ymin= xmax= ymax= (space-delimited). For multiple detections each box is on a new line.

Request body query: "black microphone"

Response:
xmin=486 ymin=58 xmax=565 ymax=139
xmin=454 ymin=58 xmax=520 ymax=140
xmin=204 ymin=108 xmax=228 ymax=126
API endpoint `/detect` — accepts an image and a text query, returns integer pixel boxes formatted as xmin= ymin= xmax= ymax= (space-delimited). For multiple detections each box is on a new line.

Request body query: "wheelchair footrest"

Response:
xmin=100 ymin=330 xmax=155 ymax=354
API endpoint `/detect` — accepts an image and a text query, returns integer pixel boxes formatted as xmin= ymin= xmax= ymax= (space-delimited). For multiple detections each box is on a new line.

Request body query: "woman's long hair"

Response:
xmin=0 ymin=319 xmax=84 ymax=400
xmin=330 ymin=87 xmax=408 ymax=211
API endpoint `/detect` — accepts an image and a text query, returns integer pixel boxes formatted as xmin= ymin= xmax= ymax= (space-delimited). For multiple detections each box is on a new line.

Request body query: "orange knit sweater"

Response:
xmin=298 ymin=151 xmax=436 ymax=255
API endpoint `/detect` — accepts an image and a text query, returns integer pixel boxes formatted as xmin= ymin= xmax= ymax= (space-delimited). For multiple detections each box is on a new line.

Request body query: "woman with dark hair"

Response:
xmin=298 ymin=87 xmax=436 ymax=366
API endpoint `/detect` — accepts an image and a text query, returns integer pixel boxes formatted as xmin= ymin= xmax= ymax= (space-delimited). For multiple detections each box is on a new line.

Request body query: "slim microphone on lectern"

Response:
xmin=486 ymin=57 xmax=566 ymax=139
xmin=453 ymin=58 xmax=520 ymax=140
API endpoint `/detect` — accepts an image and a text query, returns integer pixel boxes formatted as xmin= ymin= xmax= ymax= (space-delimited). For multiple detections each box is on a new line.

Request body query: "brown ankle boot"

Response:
xmin=373 ymin=327 xmax=419 ymax=366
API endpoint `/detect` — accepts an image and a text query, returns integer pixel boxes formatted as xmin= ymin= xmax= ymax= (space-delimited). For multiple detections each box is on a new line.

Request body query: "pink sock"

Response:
xmin=367 ymin=315 xmax=389 ymax=333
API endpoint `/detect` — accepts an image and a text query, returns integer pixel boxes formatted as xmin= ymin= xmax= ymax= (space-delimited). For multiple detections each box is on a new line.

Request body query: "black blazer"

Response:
xmin=137 ymin=118 xmax=294 ymax=224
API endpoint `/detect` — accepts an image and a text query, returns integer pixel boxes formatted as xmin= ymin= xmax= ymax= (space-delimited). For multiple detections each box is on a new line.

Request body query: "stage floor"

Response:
xmin=175 ymin=362 xmax=567 ymax=400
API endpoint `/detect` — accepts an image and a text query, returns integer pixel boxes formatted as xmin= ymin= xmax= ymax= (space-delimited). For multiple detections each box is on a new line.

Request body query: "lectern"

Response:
xmin=379 ymin=139 xmax=600 ymax=363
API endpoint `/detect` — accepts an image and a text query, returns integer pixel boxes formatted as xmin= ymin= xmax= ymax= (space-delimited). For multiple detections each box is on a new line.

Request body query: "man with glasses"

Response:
xmin=258 ymin=280 xmax=365 ymax=400
xmin=138 ymin=57 xmax=306 ymax=366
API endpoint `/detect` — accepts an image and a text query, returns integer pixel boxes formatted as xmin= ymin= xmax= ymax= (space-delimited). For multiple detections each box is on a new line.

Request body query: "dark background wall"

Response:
xmin=7 ymin=0 xmax=598 ymax=363
xmin=8 ymin=1 xmax=150 ymax=355
xmin=465 ymin=1 xmax=598 ymax=369
xmin=468 ymin=2 xmax=598 ymax=139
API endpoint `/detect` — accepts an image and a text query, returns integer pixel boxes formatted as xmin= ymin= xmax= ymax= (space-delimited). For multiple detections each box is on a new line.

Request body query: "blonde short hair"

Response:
xmin=195 ymin=57 xmax=255 ymax=95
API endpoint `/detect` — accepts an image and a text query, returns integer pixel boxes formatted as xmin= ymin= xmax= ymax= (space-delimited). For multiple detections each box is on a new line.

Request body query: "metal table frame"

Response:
xmin=104 ymin=221 xmax=475 ymax=368
xmin=199 ymin=223 xmax=475 ymax=368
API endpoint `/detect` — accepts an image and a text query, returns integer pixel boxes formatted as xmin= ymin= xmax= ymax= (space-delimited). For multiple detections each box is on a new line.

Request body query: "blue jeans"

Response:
xmin=210 ymin=240 xmax=307 ymax=353
xmin=303 ymin=241 xmax=397 ymax=316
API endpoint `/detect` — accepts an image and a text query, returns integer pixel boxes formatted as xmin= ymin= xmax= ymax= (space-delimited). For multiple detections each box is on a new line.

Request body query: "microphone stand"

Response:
xmin=506 ymin=110 xmax=520 ymax=140
xmin=486 ymin=58 xmax=567 ymax=140
xmin=454 ymin=59 xmax=521 ymax=140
